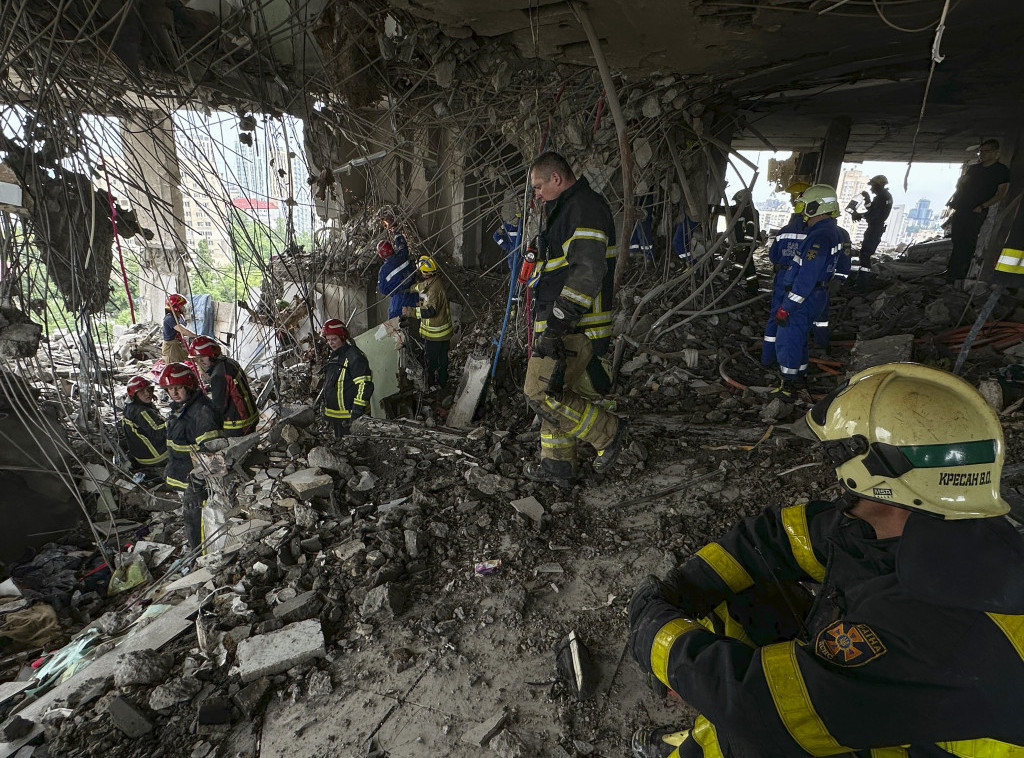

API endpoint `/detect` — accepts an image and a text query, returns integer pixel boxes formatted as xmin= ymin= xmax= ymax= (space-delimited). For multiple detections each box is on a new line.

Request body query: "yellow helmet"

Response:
xmin=869 ymin=175 xmax=888 ymax=187
xmin=806 ymin=363 xmax=1008 ymax=519
xmin=785 ymin=180 xmax=811 ymax=197
xmin=417 ymin=255 xmax=439 ymax=275
xmin=798 ymin=184 xmax=839 ymax=219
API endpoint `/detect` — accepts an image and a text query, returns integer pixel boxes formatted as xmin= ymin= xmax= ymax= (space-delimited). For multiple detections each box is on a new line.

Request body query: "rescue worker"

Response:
xmin=761 ymin=180 xmax=810 ymax=367
xmin=159 ymin=362 xmax=223 ymax=549
xmin=189 ymin=336 xmax=258 ymax=436
xmin=772 ymin=184 xmax=845 ymax=394
xmin=629 ymin=362 xmax=1024 ymax=758
xmin=946 ymin=139 xmax=1010 ymax=284
xmin=321 ymin=319 xmax=374 ymax=438
xmin=811 ymin=213 xmax=853 ymax=352
xmin=377 ymin=239 xmax=418 ymax=320
xmin=523 ymin=151 xmax=625 ymax=488
xmin=404 ymin=255 xmax=452 ymax=390
xmin=118 ymin=376 xmax=167 ymax=468
xmin=850 ymin=175 xmax=892 ymax=289
xmin=162 ymin=293 xmax=198 ymax=365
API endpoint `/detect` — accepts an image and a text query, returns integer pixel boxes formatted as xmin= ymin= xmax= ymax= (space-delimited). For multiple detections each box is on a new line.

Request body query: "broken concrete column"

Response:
xmin=816 ymin=116 xmax=852 ymax=188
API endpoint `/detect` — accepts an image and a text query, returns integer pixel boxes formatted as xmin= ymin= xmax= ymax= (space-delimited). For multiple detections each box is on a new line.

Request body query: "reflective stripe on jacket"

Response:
xmin=120 ymin=399 xmax=167 ymax=466
xmin=532 ymin=177 xmax=616 ymax=347
xmin=165 ymin=391 xmax=223 ymax=489
xmin=323 ymin=343 xmax=374 ymax=420
xmin=630 ymin=500 xmax=1024 ymax=757
xmin=208 ymin=356 xmax=257 ymax=435
xmin=411 ymin=276 xmax=452 ymax=341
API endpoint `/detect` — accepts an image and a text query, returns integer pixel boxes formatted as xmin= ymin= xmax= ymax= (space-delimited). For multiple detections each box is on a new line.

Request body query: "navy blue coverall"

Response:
xmin=761 ymin=213 xmax=806 ymax=366
xmin=378 ymin=247 xmax=418 ymax=320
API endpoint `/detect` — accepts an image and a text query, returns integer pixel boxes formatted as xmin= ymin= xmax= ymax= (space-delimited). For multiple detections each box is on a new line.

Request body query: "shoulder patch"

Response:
xmin=815 ymin=621 xmax=887 ymax=666
xmin=805 ymin=249 xmax=817 ymax=260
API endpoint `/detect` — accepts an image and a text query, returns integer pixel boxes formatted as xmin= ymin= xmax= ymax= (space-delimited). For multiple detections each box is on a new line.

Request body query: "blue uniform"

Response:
xmin=378 ymin=251 xmax=418 ymax=319
xmin=776 ymin=217 xmax=844 ymax=381
xmin=761 ymin=214 xmax=806 ymax=366
xmin=811 ymin=224 xmax=852 ymax=348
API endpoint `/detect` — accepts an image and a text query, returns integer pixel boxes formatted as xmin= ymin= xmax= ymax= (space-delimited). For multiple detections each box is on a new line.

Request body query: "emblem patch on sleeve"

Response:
xmin=815 ymin=621 xmax=886 ymax=666
xmin=805 ymin=249 xmax=818 ymax=260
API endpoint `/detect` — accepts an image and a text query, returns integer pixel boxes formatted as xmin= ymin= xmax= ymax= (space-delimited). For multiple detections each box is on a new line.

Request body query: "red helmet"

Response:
xmin=126 ymin=376 xmax=153 ymax=399
xmin=189 ymin=335 xmax=222 ymax=358
xmin=377 ymin=240 xmax=394 ymax=259
xmin=158 ymin=362 xmax=199 ymax=389
xmin=166 ymin=293 xmax=187 ymax=312
xmin=322 ymin=319 xmax=350 ymax=340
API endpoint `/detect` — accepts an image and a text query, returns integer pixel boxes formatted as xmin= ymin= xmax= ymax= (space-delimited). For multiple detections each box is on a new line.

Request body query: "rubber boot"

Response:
xmin=631 ymin=726 xmax=688 ymax=758
xmin=523 ymin=459 xmax=575 ymax=488
xmin=593 ymin=419 xmax=628 ymax=473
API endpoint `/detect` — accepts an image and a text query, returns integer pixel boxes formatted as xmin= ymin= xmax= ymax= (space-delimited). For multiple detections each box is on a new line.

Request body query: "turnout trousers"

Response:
xmin=523 ymin=333 xmax=618 ymax=464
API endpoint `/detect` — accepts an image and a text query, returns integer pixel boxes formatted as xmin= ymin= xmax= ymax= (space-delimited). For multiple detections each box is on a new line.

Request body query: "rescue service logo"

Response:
xmin=816 ymin=621 xmax=886 ymax=667
xmin=938 ymin=471 xmax=992 ymax=487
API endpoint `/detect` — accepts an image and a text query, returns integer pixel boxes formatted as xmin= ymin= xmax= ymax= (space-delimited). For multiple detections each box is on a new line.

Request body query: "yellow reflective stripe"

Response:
xmin=325 ymin=408 xmax=352 ymax=419
xmin=696 ymin=543 xmax=754 ymax=594
xmin=995 ymin=250 xmax=1024 ymax=275
xmin=579 ymin=311 xmax=611 ymax=325
xmin=136 ymin=451 xmax=168 ymax=465
xmin=195 ymin=429 xmax=221 ymax=444
xmin=561 ymin=287 xmax=594 ymax=308
xmin=141 ymin=411 xmax=166 ymax=432
xmin=606 ymin=246 xmax=618 ymax=259
xmin=569 ymin=405 xmax=598 ymax=438
xmin=420 ymin=323 xmax=453 ymax=338
xmin=541 ymin=433 xmax=575 ymax=449
xmin=712 ymin=602 xmax=756 ymax=647
xmin=166 ymin=476 xmax=189 ymax=490
xmin=223 ymin=416 xmax=256 ymax=430
xmin=561 ymin=228 xmax=609 ymax=253
xmin=650 ymin=617 xmax=704 ymax=687
xmin=583 ymin=325 xmax=613 ymax=339
xmin=546 ymin=397 xmax=581 ymax=424
xmin=544 ymin=256 xmax=568 ymax=272
xmin=936 ymin=738 xmax=1024 ymax=757
xmin=872 ymin=748 xmax=909 ymax=757
xmin=534 ymin=319 xmax=548 ymax=333
xmin=168 ymin=440 xmax=191 ymax=452
xmin=762 ymin=641 xmax=849 ymax=756
xmin=124 ymin=419 xmax=163 ymax=460
xmin=692 ymin=716 xmax=725 ymax=758
xmin=781 ymin=504 xmax=827 ymax=582
xmin=987 ymin=612 xmax=1024 ymax=661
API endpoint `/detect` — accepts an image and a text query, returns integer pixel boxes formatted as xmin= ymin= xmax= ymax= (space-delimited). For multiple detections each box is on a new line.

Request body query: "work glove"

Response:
xmin=851 ymin=212 xmax=862 ymax=222
xmin=394 ymin=234 xmax=409 ymax=257
xmin=628 ymin=575 xmax=679 ymax=631
xmin=534 ymin=330 xmax=564 ymax=360
xmin=774 ymin=307 xmax=790 ymax=327
xmin=399 ymin=316 xmax=414 ymax=330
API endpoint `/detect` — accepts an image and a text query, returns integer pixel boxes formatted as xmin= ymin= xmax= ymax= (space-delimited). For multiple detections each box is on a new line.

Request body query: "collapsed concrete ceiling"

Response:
xmin=388 ymin=0 xmax=1023 ymax=161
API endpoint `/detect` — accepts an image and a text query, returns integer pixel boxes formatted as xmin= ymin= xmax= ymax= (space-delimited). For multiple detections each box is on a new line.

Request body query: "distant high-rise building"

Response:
xmin=908 ymin=198 xmax=933 ymax=224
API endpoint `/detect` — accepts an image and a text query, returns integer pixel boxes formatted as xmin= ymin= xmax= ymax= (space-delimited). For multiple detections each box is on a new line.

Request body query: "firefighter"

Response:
xmin=629 ymin=362 xmax=1024 ymax=758
xmin=118 ymin=376 xmax=167 ymax=468
xmin=850 ymin=174 xmax=893 ymax=289
xmin=761 ymin=180 xmax=810 ymax=367
xmin=403 ymin=255 xmax=452 ymax=390
xmin=321 ymin=319 xmax=374 ymax=438
xmin=162 ymin=293 xmax=198 ymax=365
xmin=377 ymin=239 xmax=418 ymax=320
xmin=159 ymin=362 xmax=223 ymax=549
xmin=771 ymin=184 xmax=845 ymax=394
xmin=522 ymin=151 xmax=625 ymax=488
xmin=189 ymin=336 xmax=258 ymax=436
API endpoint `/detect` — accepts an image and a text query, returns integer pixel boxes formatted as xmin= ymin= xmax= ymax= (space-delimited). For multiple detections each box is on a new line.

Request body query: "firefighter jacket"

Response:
xmin=532 ymin=177 xmax=616 ymax=347
xmin=995 ymin=200 xmax=1024 ymax=276
xmin=780 ymin=217 xmax=844 ymax=314
xmin=378 ymin=252 xmax=419 ymax=319
xmin=864 ymin=187 xmax=893 ymax=228
xmin=630 ymin=499 xmax=1024 ymax=757
xmin=410 ymin=276 xmax=452 ymax=341
xmin=207 ymin=356 xmax=257 ymax=436
xmin=119 ymin=398 xmax=167 ymax=466
xmin=323 ymin=343 xmax=373 ymax=421
xmin=165 ymin=390 xmax=223 ymax=490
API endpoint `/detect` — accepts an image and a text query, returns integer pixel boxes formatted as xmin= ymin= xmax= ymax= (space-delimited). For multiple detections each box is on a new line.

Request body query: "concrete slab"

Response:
xmin=849 ymin=334 xmax=914 ymax=374
xmin=233 ymin=619 xmax=325 ymax=682
xmin=354 ymin=323 xmax=401 ymax=419
xmin=447 ymin=355 xmax=490 ymax=428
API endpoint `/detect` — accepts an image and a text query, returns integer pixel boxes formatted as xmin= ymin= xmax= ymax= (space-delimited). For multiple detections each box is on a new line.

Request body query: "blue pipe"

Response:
xmin=491 ymin=218 xmax=523 ymax=378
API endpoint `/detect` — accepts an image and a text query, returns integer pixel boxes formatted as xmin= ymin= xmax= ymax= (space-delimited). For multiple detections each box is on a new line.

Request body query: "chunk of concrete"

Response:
xmin=360 ymin=583 xmax=406 ymax=619
xmin=233 ymin=677 xmax=270 ymax=718
xmin=462 ymin=709 xmax=508 ymax=747
xmin=849 ymin=334 xmax=914 ymax=374
xmin=233 ymin=619 xmax=326 ymax=683
xmin=510 ymin=496 xmax=545 ymax=528
xmin=307 ymin=447 xmax=355 ymax=478
xmin=282 ymin=469 xmax=334 ymax=499
xmin=272 ymin=590 xmax=321 ymax=623
xmin=448 ymin=356 xmax=490 ymax=428
xmin=113 ymin=650 xmax=173 ymax=688
xmin=107 ymin=696 xmax=153 ymax=737
xmin=148 ymin=676 xmax=201 ymax=711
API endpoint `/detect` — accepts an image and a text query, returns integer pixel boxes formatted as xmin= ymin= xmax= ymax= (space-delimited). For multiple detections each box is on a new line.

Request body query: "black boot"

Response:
xmin=593 ymin=419 xmax=628 ymax=473
xmin=631 ymin=726 xmax=687 ymax=758
xmin=523 ymin=459 xmax=575 ymax=488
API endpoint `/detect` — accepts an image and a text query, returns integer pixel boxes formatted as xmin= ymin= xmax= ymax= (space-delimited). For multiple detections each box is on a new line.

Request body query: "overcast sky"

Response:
xmin=731 ymin=150 xmax=967 ymax=211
